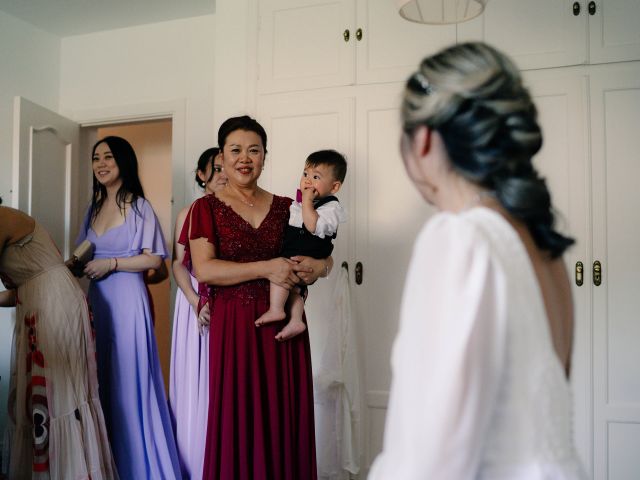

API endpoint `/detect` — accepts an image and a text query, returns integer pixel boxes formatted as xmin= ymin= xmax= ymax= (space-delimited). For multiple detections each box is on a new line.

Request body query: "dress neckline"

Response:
xmin=212 ymin=193 xmax=277 ymax=231
xmin=90 ymin=205 xmax=132 ymax=238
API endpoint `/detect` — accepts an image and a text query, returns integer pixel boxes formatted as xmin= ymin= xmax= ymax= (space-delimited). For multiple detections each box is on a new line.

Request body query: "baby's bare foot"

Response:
xmin=255 ymin=309 xmax=286 ymax=326
xmin=275 ymin=320 xmax=307 ymax=341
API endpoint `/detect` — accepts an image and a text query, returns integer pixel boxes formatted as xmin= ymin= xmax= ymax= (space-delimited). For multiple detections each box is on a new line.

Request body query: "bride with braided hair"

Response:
xmin=369 ymin=42 xmax=587 ymax=479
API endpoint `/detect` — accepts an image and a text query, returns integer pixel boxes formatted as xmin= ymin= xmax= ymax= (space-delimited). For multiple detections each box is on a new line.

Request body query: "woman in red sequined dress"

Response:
xmin=187 ymin=116 xmax=329 ymax=480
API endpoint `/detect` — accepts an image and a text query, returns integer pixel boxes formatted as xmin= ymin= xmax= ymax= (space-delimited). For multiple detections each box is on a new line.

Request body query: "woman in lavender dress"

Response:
xmin=76 ymin=136 xmax=181 ymax=479
xmin=169 ymin=147 xmax=227 ymax=479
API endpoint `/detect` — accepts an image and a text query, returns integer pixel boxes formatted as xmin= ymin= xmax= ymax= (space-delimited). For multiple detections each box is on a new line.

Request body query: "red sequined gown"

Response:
xmin=187 ymin=194 xmax=317 ymax=480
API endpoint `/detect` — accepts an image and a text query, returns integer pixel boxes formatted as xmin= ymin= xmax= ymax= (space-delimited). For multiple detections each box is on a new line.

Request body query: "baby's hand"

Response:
xmin=301 ymin=187 xmax=316 ymax=203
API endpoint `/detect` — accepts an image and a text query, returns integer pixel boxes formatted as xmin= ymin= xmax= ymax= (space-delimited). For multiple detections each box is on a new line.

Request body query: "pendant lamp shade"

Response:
xmin=396 ymin=0 xmax=488 ymax=24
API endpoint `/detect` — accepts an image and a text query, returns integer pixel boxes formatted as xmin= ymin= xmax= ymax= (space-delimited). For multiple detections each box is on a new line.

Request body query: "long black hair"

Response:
xmin=88 ymin=136 xmax=145 ymax=227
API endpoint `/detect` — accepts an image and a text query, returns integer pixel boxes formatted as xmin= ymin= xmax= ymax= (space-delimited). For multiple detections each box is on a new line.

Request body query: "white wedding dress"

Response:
xmin=369 ymin=207 xmax=587 ymax=479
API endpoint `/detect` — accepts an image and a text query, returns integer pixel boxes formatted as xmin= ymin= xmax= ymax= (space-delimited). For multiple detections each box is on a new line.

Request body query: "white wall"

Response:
xmin=59 ymin=14 xmax=218 ymax=206
xmin=0 ymin=10 xmax=61 ymax=456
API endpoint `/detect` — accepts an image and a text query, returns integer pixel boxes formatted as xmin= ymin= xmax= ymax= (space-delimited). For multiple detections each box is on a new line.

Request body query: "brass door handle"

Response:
xmin=343 ymin=29 xmax=350 ymax=42
xmin=356 ymin=28 xmax=363 ymax=41
xmin=593 ymin=260 xmax=602 ymax=286
xmin=575 ymin=261 xmax=584 ymax=286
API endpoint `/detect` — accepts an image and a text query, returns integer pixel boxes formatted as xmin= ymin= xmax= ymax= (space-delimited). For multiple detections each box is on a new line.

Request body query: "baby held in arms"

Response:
xmin=256 ymin=149 xmax=347 ymax=341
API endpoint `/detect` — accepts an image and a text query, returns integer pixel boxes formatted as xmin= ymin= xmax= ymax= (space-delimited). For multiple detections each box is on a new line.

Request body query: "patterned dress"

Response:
xmin=188 ymin=194 xmax=317 ymax=480
xmin=0 ymin=223 xmax=117 ymax=479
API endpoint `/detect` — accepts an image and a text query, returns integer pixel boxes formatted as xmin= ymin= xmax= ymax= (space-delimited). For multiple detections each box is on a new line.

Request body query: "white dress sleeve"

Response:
xmin=369 ymin=213 xmax=508 ymax=480
xmin=313 ymin=200 xmax=347 ymax=239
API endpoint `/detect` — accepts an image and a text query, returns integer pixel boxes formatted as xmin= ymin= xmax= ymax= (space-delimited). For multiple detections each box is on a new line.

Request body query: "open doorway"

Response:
xmin=82 ymin=119 xmax=174 ymax=390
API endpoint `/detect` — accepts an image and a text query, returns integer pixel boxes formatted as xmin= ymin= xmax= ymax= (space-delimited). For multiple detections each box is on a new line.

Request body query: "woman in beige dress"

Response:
xmin=0 ymin=204 xmax=117 ymax=479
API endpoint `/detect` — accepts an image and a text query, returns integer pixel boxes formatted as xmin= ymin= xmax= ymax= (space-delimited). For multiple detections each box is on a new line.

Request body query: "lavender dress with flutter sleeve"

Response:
xmin=77 ymin=197 xmax=181 ymax=479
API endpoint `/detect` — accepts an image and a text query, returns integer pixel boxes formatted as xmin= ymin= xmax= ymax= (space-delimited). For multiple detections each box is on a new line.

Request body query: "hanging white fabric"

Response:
xmin=396 ymin=0 xmax=488 ymax=24
xmin=313 ymin=264 xmax=361 ymax=480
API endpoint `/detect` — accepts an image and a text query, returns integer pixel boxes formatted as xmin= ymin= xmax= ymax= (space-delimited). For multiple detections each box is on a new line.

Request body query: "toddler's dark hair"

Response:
xmin=306 ymin=149 xmax=347 ymax=183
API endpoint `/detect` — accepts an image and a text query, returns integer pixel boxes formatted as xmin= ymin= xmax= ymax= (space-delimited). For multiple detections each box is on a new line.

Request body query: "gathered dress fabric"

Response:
xmin=187 ymin=194 xmax=317 ymax=480
xmin=0 ymin=223 xmax=117 ymax=479
xmin=368 ymin=207 xmax=587 ymax=480
xmin=77 ymin=198 xmax=181 ymax=479
xmin=169 ymin=215 xmax=210 ymax=480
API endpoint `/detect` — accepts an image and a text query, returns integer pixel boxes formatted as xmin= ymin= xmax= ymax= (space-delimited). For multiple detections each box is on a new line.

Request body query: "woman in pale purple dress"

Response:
xmin=76 ymin=136 xmax=181 ymax=479
xmin=169 ymin=147 xmax=227 ymax=479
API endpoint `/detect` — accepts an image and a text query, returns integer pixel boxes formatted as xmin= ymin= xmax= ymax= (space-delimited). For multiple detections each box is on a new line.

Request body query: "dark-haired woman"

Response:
xmin=169 ymin=147 xmax=227 ymax=479
xmin=369 ymin=43 xmax=587 ymax=478
xmin=188 ymin=116 xmax=327 ymax=479
xmin=76 ymin=136 xmax=181 ymax=478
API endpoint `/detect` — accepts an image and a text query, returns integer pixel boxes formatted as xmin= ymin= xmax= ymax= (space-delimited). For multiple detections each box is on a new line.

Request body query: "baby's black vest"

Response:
xmin=281 ymin=196 xmax=339 ymax=259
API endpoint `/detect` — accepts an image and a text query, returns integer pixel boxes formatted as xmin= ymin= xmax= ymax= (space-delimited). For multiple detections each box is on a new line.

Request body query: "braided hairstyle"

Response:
xmin=402 ymin=42 xmax=574 ymax=258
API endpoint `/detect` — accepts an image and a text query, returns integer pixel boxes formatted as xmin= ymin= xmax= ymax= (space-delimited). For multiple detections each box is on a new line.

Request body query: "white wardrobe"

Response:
xmin=251 ymin=0 xmax=640 ymax=477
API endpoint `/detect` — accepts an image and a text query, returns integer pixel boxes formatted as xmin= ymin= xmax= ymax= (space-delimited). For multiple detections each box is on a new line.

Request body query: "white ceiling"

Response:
xmin=0 ymin=0 xmax=216 ymax=36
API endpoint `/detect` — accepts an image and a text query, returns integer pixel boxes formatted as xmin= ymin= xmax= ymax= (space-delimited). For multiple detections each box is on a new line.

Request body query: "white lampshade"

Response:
xmin=396 ymin=0 xmax=488 ymax=24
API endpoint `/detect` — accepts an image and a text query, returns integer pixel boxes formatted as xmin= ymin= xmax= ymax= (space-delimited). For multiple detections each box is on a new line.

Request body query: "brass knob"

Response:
xmin=575 ymin=261 xmax=584 ymax=286
xmin=356 ymin=28 xmax=363 ymax=41
xmin=588 ymin=1 xmax=596 ymax=15
xmin=573 ymin=1 xmax=581 ymax=15
xmin=593 ymin=260 xmax=602 ymax=286
xmin=343 ymin=29 xmax=350 ymax=42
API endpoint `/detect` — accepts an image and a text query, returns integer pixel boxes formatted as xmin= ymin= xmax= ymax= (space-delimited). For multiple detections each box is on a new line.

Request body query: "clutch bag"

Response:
xmin=72 ymin=240 xmax=95 ymax=265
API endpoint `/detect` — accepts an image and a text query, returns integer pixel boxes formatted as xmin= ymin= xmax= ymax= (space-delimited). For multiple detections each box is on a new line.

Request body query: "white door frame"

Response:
xmin=68 ymin=99 xmax=187 ymax=228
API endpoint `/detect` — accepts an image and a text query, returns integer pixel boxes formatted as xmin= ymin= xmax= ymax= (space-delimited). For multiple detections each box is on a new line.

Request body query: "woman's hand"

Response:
xmin=291 ymin=256 xmax=331 ymax=285
xmin=84 ymin=258 xmax=114 ymax=280
xmin=266 ymin=257 xmax=302 ymax=289
xmin=197 ymin=302 xmax=211 ymax=335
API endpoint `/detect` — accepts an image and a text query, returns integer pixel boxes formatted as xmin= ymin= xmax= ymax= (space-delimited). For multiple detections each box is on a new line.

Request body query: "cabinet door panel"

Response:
xmin=458 ymin=0 xmax=586 ymax=70
xmin=589 ymin=0 xmax=640 ymax=63
xmin=590 ymin=64 xmax=640 ymax=480
xmin=524 ymin=70 xmax=591 ymax=473
xmin=354 ymin=83 xmax=437 ymax=468
xmin=356 ymin=0 xmax=456 ymax=84
xmin=257 ymin=91 xmax=355 ymax=363
xmin=258 ymin=0 xmax=355 ymax=93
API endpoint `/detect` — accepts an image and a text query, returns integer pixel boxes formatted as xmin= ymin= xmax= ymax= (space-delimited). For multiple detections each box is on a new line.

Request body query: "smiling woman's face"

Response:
xmin=221 ymin=129 xmax=265 ymax=187
xmin=92 ymin=141 xmax=122 ymax=189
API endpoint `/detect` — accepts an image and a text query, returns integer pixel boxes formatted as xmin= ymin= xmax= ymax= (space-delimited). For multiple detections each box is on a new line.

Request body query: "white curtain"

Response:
xmin=313 ymin=265 xmax=361 ymax=479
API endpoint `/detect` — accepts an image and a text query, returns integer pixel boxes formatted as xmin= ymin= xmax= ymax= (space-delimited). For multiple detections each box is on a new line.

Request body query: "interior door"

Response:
xmin=13 ymin=96 xmax=81 ymax=258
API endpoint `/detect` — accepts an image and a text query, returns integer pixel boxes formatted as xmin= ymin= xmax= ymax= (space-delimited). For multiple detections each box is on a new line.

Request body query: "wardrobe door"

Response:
xmin=355 ymin=0 xmax=456 ymax=84
xmin=353 ymin=83 xmax=437 ymax=471
xmin=257 ymin=89 xmax=355 ymax=352
xmin=257 ymin=0 xmax=356 ymax=93
xmin=589 ymin=0 xmax=640 ymax=64
xmin=590 ymin=63 xmax=640 ymax=480
xmin=457 ymin=0 xmax=587 ymax=70
xmin=524 ymin=69 xmax=592 ymax=473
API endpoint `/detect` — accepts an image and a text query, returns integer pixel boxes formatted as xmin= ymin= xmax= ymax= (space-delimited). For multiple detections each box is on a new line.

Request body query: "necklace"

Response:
xmin=227 ymin=185 xmax=257 ymax=207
